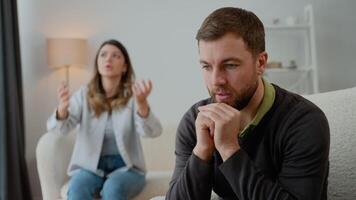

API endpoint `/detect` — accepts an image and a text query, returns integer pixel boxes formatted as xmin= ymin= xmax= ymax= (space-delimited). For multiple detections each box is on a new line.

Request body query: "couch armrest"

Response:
xmin=36 ymin=131 xmax=75 ymax=200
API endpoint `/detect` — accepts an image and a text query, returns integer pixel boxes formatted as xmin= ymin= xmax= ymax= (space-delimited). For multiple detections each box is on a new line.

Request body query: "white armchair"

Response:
xmin=37 ymin=87 xmax=356 ymax=200
xmin=36 ymin=127 xmax=176 ymax=200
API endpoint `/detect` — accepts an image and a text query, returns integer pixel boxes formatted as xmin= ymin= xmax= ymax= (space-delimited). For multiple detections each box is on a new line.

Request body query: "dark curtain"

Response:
xmin=0 ymin=0 xmax=33 ymax=199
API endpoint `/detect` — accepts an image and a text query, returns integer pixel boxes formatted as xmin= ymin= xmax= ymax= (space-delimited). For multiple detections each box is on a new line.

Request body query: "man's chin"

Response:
xmin=212 ymin=97 xmax=249 ymax=110
xmin=212 ymin=98 xmax=234 ymax=106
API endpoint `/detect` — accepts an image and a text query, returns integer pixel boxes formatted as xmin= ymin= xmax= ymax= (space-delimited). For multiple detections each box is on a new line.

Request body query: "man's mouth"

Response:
xmin=215 ymin=92 xmax=232 ymax=102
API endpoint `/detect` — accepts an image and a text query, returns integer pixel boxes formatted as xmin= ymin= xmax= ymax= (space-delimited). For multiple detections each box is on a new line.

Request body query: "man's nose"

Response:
xmin=212 ymin=69 xmax=227 ymax=86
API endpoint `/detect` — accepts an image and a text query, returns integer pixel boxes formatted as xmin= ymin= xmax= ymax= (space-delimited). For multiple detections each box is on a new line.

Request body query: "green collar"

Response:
xmin=239 ymin=78 xmax=275 ymax=138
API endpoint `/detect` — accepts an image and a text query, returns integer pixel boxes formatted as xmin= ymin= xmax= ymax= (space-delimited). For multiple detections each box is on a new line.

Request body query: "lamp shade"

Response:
xmin=47 ymin=38 xmax=88 ymax=69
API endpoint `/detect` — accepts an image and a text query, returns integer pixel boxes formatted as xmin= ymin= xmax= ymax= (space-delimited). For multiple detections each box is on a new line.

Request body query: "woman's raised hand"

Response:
xmin=132 ymin=79 xmax=152 ymax=118
xmin=56 ymin=82 xmax=70 ymax=120
xmin=132 ymin=79 xmax=152 ymax=104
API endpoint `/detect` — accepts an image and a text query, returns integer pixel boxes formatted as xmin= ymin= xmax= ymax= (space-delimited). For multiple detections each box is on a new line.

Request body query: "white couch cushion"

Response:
xmin=305 ymin=87 xmax=356 ymax=199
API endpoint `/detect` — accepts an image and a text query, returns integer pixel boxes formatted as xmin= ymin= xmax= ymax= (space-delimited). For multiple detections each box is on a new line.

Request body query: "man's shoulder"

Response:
xmin=268 ymin=86 xmax=329 ymax=149
xmin=273 ymin=85 xmax=327 ymax=124
xmin=273 ymin=85 xmax=321 ymax=113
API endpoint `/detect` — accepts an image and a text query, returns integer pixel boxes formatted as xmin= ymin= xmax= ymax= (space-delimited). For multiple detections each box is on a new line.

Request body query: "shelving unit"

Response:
xmin=264 ymin=5 xmax=318 ymax=94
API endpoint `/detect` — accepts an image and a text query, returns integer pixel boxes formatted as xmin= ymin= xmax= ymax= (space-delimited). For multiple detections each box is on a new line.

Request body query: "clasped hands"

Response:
xmin=193 ymin=103 xmax=241 ymax=162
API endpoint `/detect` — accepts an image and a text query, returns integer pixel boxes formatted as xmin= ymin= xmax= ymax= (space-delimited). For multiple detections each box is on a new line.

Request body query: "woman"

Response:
xmin=47 ymin=39 xmax=162 ymax=200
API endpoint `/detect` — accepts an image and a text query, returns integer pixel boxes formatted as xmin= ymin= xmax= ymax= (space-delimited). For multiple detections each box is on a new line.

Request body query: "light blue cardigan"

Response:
xmin=47 ymin=86 xmax=162 ymax=177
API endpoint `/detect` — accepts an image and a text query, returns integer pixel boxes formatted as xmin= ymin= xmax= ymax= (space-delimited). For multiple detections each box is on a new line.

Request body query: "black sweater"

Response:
xmin=166 ymin=85 xmax=330 ymax=200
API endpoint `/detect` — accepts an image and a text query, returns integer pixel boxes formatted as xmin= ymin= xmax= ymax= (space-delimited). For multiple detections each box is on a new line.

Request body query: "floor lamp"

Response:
xmin=47 ymin=38 xmax=88 ymax=87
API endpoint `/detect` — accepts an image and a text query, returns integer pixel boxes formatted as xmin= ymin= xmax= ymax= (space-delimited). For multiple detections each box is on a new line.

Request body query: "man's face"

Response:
xmin=198 ymin=33 xmax=264 ymax=110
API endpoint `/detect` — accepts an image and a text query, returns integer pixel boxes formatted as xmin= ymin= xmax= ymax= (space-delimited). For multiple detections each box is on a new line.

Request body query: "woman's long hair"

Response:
xmin=87 ymin=39 xmax=135 ymax=117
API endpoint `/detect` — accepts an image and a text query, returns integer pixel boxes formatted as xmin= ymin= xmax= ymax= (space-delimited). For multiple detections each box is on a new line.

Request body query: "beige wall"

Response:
xmin=17 ymin=0 xmax=356 ymax=199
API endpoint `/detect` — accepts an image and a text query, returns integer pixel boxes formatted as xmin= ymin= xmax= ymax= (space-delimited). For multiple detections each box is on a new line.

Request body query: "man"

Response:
xmin=166 ymin=7 xmax=329 ymax=200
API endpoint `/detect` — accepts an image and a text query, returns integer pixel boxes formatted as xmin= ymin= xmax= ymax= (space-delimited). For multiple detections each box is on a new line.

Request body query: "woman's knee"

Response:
xmin=102 ymin=178 xmax=128 ymax=197
xmin=102 ymin=171 xmax=145 ymax=198
xmin=68 ymin=170 xmax=103 ymax=196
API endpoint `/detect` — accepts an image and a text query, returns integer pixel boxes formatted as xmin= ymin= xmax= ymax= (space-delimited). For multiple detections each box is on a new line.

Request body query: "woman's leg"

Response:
xmin=101 ymin=169 xmax=145 ymax=200
xmin=67 ymin=169 xmax=104 ymax=200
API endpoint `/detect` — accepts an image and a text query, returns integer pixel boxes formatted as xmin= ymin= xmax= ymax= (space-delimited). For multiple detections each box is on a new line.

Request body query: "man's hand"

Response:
xmin=193 ymin=112 xmax=215 ymax=162
xmin=198 ymin=103 xmax=241 ymax=161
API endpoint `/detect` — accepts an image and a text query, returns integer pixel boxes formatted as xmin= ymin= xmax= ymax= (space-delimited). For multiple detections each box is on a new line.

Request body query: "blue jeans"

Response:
xmin=67 ymin=155 xmax=145 ymax=200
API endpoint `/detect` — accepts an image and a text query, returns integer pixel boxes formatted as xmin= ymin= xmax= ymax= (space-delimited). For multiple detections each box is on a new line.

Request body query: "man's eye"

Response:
xmin=201 ymin=65 xmax=211 ymax=70
xmin=225 ymin=64 xmax=238 ymax=69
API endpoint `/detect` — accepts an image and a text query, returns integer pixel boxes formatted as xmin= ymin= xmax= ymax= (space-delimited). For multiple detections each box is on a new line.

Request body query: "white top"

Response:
xmin=101 ymin=115 xmax=120 ymax=156
xmin=47 ymin=85 xmax=162 ymax=177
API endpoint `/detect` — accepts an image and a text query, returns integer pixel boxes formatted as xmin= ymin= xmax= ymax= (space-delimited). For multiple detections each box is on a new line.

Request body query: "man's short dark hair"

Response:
xmin=196 ymin=7 xmax=265 ymax=56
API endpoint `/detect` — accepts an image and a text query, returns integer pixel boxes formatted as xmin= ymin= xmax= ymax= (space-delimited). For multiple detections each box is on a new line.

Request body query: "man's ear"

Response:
xmin=256 ymin=52 xmax=268 ymax=76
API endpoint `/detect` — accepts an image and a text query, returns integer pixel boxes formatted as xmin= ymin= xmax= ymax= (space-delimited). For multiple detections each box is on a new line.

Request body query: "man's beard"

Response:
xmin=210 ymin=80 xmax=259 ymax=110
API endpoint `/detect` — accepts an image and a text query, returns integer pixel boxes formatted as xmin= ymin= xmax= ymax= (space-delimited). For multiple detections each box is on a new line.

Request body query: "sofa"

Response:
xmin=37 ymin=86 xmax=356 ymax=200
xmin=36 ymin=124 xmax=176 ymax=200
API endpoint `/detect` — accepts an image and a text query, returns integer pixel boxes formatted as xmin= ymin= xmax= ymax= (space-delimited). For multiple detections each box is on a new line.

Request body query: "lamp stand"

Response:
xmin=65 ymin=65 xmax=70 ymax=89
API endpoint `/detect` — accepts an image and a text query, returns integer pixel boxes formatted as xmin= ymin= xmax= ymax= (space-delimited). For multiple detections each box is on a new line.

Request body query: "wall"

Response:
xmin=17 ymin=0 xmax=356 ymax=198
xmin=313 ymin=0 xmax=356 ymax=91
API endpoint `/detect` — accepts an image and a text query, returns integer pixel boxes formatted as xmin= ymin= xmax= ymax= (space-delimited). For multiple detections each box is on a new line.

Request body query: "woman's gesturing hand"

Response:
xmin=132 ymin=79 xmax=152 ymax=118
xmin=56 ymin=82 xmax=70 ymax=120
